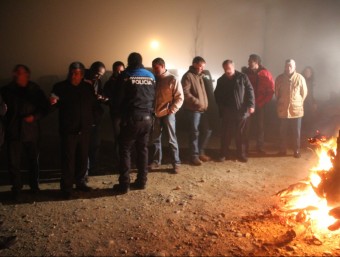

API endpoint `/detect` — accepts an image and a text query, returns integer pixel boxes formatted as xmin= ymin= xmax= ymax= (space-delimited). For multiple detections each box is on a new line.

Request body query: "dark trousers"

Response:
xmin=246 ymin=106 xmax=265 ymax=151
xmin=60 ymin=132 xmax=90 ymax=193
xmin=118 ymin=115 xmax=152 ymax=186
xmin=279 ymin=117 xmax=302 ymax=152
xmin=220 ymin=108 xmax=249 ymax=158
xmin=88 ymin=123 xmax=101 ymax=174
xmin=7 ymin=140 xmax=40 ymax=192
xmin=110 ymin=114 xmax=121 ymax=167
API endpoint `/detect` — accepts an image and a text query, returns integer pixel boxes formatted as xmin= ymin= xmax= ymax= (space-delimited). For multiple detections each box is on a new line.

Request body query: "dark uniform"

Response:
xmin=115 ymin=66 xmax=155 ymax=191
xmin=51 ymin=79 xmax=97 ymax=195
xmin=1 ymin=81 xmax=49 ymax=193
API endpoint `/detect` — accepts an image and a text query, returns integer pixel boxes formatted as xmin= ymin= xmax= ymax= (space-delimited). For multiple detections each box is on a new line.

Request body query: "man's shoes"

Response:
xmin=294 ymin=151 xmax=301 ymax=158
xmin=199 ymin=154 xmax=211 ymax=162
xmin=0 ymin=235 xmax=17 ymax=250
xmin=130 ymin=181 xmax=146 ymax=190
xmin=29 ymin=187 xmax=41 ymax=194
xmin=61 ymin=191 xmax=72 ymax=200
xmin=216 ymin=157 xmax=225 ymax=162
xmin=276 ymin=151 xmax=287 ymax=156
xmin=112 ymin=184 xmax=129 ymax=195
xmin=238 ymin=156 xmax=248 ymax=163
xmin=172 ymin=164 xmax=181 ymax=174
xmin=191 ymin=157 xmax=202 ymax=166
xmin=11 ymin=190 xmax=22 ymax=202
xmin=257 ymin=149 xmax=266 ymax=155
xmin=149 ymin=162 xmax=160 ymax=171
xmin=75 ymin=183 xmax=93 ymax=192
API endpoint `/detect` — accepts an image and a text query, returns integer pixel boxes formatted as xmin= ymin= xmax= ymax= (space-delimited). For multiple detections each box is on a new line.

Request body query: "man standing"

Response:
xmin=215 ymin=60 xmax=255 ymax=163
xmin=275 ymin=59 xmax=307 ymax=158
xmin=181 ymin=56 xmax=211 ymax=166
xmin=0 ymin=94 xmax=7 ymax=149
xmin=112 ymin=52 xmax=155 ymax=194
xmin=244 ymin=54 xmax=274 ymax=154
xmin=1 ymin=65 xmax=49 ymax=200
xmin=50 ymin=62 xmax=97 ymax=199
xmin=150 ymin=57 xmax=184 ymax=174
xmin=103 ymin=61 xmax=125 ymax=168
xmin=84 ymin=61 xmax=106 ymax=176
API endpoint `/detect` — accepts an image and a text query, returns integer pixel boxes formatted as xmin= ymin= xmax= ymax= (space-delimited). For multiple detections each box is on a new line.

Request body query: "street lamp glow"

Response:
xmin=150 ymin=40 xmax=160 ymax=49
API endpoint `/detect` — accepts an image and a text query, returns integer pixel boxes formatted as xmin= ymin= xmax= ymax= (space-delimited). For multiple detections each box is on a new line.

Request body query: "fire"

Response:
xmin=278 ymin=135 xmax=340 ymax=234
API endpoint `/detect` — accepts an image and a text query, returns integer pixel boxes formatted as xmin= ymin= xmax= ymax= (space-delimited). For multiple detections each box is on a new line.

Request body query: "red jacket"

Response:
xmin=245 ymin=66 xmax=274 ymax=108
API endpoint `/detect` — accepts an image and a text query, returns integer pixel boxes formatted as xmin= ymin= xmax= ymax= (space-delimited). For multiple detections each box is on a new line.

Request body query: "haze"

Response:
xmin=0 ymin=0 xmax=339 ymax=99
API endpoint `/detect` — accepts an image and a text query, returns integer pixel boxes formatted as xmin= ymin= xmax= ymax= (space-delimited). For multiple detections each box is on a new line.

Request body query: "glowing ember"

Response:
xmin=278 ymin=134 xmax=340 ymax=234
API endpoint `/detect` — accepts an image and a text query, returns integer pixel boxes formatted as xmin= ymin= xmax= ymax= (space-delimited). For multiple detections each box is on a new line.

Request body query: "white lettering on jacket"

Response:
xmin=130 ymin=77 xmax=154 ymax=85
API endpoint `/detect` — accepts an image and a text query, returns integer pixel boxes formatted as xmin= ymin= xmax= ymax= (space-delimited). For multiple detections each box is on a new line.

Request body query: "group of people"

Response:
xmin=0 ymin=52 xmax=314 ymax=199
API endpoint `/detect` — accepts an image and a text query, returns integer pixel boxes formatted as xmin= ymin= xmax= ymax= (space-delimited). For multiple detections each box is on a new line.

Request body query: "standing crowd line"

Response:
xmin=0 ymin=52 xmax=314 ymax=200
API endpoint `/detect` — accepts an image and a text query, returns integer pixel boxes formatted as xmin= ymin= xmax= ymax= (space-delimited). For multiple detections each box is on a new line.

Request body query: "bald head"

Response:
xmin=284 ymin=59 xmax=296 ymax=76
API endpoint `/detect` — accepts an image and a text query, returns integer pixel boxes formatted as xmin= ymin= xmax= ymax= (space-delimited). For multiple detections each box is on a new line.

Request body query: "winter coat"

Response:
xmin=275 ymin=72 xmax=308 ymax=119
xmin=181 ymin=66 xmax=208 ymax=112
xmin=154 ymin=70 xmax=183 ymax=117
xmin=0 ymin=94 xmax=7 ymax=146
xmin=244 ymin=66 xmax=274 ymax=108
xmin=214 ymin=71 xmax=255 ymax=118
xmin=51 ymin=80 xmax=97 ymax=135
xmin=0 ymin=81 xmax=49 ymax=142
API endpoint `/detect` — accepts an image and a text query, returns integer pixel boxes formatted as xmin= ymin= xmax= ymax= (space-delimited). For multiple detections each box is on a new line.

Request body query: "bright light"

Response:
xmin=150 ymin=40 xmax=160 ymax=49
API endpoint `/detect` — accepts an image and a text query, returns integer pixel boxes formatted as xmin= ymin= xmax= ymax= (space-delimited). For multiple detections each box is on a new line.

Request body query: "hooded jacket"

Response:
xmin=154 ymin=70 xmax=184 ymax=117
xmin=181 ymin=66 xmax=208 ymax=112
xmin=244 ymin=66 xmax=274 ymax=108
xmin=275 ymin=71 xmax=308 ymax=118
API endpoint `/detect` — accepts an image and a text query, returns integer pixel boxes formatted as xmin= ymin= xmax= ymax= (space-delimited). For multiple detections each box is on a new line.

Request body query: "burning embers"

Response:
xmin=276 ymin=130 xmax=340 ymax=236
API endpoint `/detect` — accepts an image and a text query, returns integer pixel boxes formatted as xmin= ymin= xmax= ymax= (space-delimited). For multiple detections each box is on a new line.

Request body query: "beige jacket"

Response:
xmin=181 ymin=66 xmax=208 ymax=112
xmin=275 ymin=72 xmax=308 ymax=118
xmin=154 ymin=70 xmax=184 ymax=117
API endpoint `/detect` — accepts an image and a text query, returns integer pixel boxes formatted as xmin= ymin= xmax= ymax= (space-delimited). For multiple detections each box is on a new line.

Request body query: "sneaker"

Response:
xmin=130 ymin=181 xmax=146 ymax=190
xmin=199 ymin=154 xmax=211 ymax=162
xmin=191 ymin=157 xmax=202 ymax=166
xmin=112 ymin=184 xmax=129 ymax=195
xmin=238 ymin=156 xmax=248 ymax=163
xmin=149 ymin=162 xmax=160 ymax=171
xmin=75 ymin=183 xmax=93 ymax=192
xmin=294 ymin=151 xmax=301 ymax=158
xmin=172 ymin=164 xmax=181 ymax=174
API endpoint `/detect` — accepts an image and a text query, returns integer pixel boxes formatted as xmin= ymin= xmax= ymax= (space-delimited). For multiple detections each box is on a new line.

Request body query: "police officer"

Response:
xmin=112 ymin=52 xmax=155 ymax=194
xmin=50 ymin=62 xmax=97 ymax=199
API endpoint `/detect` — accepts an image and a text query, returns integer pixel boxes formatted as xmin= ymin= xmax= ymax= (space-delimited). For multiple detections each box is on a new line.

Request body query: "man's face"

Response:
xmin=115 ymin=65 xmax=125 ymax=74
xmin=193 ymin=61 xmax=205 ymax=74
xmin=223 ymin=63 xmax=235 ymax=78
xmin=248 ymin=59 xmax=259 ymax=70
xmin=152 ymin=63 xmax=165 ymax=76
xmin=70 ymin=69 xmax=83 ymax=86
xmin=14 ymin=67 xmax=29 ymax=86
xmin=94 ymin=67 xmax=105 ymax=80
xmin=284 ymin=61 xmax=296 ymax=75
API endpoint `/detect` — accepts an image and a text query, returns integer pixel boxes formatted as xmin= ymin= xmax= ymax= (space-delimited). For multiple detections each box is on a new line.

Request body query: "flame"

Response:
xmin=281 ymin=137 xmax=339 ymax=233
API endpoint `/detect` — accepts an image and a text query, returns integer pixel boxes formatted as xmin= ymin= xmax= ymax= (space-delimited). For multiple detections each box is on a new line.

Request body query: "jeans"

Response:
xmin=187 ymin=111 xmax=212 ymax=159
xmin=119 ymin=114 xmax=152 ymax=186
xmin=151 ymin=114 xmax=180 ymax=166
xmin=279 ymin=117 xmax=302 ymax=152
xmin=110 ymin=114 xmax=121 ymax=167
xmin=87 ymin=123 xmax=101 ymax=174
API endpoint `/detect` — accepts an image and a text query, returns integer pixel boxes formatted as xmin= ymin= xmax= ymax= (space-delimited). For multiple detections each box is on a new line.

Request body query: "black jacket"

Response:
xmin=51 ymin=80 xmax=97 ymax=135
xmin=214 ymin=71 xmax=255 ymax=117
xmin=0 ymin=81 xmax=49 ymax=142
xmin=117 ymin=67 xmax=156 ymax=117
xmin=103 ymin=75 xmax=121 ymax=118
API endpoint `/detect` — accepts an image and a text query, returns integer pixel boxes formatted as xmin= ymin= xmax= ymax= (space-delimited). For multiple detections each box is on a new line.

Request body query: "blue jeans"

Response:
xmin=151 ymin=114 xmax=180 ymax=166
xmin=279 ymin=117 xmax=302 ymax=152
xmin=187 ymin=111 xmax=212 ymax=159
